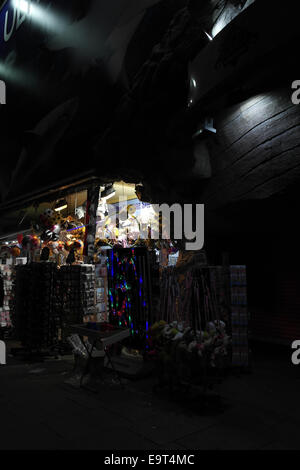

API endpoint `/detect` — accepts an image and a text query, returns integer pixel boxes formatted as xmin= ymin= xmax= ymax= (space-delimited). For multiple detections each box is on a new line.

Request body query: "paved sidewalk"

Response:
xmin=0 ymin=345 xmax=299 ymax=450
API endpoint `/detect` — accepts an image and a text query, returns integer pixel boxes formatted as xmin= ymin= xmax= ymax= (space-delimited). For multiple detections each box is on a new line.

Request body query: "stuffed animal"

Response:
xmin=10 ymin=246 xmax=21 ymax=257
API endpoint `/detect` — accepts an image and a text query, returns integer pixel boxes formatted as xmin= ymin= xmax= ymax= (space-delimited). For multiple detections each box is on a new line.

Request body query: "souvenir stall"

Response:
xmin=0 ymin=181 xmax=248 ymax=382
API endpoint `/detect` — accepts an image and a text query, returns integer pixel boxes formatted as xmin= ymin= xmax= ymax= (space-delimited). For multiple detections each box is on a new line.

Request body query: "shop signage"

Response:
xmin=97 ymin=198 xmax=205 ymax=251
xmin=0 ymin=0 xmax=53 ymax=62
xmin=0 ymin=0 xmax=27 ymax=45
xmin=0 ymin=339 xmax=6 ymax=364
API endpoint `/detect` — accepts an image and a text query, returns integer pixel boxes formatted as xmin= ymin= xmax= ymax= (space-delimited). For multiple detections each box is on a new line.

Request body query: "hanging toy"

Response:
xmin=10 ymin=246 xmax=21 ymax=257
xmin=22 ymin=235 xmax=32 ymax=248
xmin=41 ymin=230 xmax=52 ymax=241
xmin=53 ymin=211 xmax=64 ymax=225
xmin=40 ymin=208 xmax=55 ymax=229
xmin=51 ymin=232 xmax=59 ymax=242
xmin=52 ymin=224 xmax=61 ymax=235
xmin=30 ymin=235 xmax=40 ymax=249
xmin=57 ymin=241 xmax=65 ymax=251
xmin=73 ymin=239 xmax=84 ymax=255
xmin=75 ymin=206 xmax=85 ymax=220
xmin=51 ymin=241 xmax=59 ymax=256
xmin=17 ymin=234 xmax=23 ymax=246
xmin=64 ymin=240 xmax=74 ymax=251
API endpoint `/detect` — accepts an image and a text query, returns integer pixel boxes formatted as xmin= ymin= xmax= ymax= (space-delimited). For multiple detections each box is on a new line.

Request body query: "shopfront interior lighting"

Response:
xmin=54 ymin=199 xmax=68 ymax=212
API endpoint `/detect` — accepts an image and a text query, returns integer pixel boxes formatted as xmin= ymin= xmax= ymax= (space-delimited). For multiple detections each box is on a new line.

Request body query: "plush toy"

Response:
xmin=57 ymin=241 xmax=65 ymax=251
xmin=64 ymin=240 xmax=74 ymax=251
xmin=53 ymin=212 xmax=64 ymax=225
xmin=22 ymin=235 xmax=32 ymax=248
xmin=10 ymin=246 xmax=21 ymax=257
xmin=52 ymin=224 xmax=61 ymax=235
xmin=30 ymin=235 xmax=40 ymax=249
xmin=41 ymin=230 xmax=54 ymax=242
xmin=73 ymin=239 xmax=84 ymax=254
xmin=39 ymin=208 xmax=55 ymax=229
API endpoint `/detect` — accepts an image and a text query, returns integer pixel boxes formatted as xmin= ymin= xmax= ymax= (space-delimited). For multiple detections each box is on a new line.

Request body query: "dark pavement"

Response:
xmin=0 ymin=344 xmax=299 ymax=450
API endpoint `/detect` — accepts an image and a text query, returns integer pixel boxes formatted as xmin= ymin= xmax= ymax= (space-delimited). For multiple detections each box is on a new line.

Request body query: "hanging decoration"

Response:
xmin=107 ymin=247 xmax=152 ymax=345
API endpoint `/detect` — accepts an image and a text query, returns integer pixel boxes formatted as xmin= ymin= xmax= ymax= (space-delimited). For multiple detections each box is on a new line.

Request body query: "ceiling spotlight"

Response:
xmin=204 ymin=31 xmax=213 ymax=41
xmin=192 ymin=117 xmax=216 ymax=140
xmin=54 ymin=199 xmax=68 ymax=212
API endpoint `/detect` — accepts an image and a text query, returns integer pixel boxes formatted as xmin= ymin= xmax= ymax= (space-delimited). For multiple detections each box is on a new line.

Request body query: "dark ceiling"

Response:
xmin=1 ymin=0 xmax=300 ymax=240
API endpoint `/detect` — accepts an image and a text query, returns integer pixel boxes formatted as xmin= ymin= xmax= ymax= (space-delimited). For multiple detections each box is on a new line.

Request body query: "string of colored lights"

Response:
xmin=107 ymin=248 xmax=151 ymax=341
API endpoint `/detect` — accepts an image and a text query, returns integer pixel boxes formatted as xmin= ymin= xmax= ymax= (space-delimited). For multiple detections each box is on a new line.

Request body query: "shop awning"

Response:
xmin=0 ymin=173 xmax=94 ymax=239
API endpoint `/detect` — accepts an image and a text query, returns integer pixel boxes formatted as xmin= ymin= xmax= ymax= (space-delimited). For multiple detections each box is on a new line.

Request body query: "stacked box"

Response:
xmin=0 ymin=263 xmax=13 ymax=327
xmin=95 ymin=256 xmax=108 ymax=322
xmin=80 ymin=264 xmax=96 ymax=315
xmin=230 ymin=266 xmax=249 ymax=367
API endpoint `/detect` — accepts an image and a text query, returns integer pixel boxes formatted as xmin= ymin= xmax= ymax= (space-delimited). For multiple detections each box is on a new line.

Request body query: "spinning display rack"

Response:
xmin=12 ymin=263 xmax=58 ymax=350
xmin=56 ymin=264 xmax=95 ymax=341
xmin=11 ymin=263 xmax=105 ymax=351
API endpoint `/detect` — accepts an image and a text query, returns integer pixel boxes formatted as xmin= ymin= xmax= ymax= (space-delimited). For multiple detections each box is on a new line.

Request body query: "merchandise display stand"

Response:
xmin=12 ymin=262 xmax=58 ymax=352
xmin=151 ymin=263 xmax=234 ymax=396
